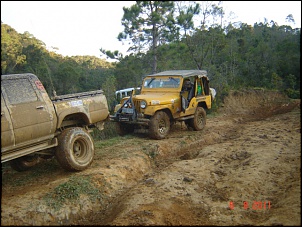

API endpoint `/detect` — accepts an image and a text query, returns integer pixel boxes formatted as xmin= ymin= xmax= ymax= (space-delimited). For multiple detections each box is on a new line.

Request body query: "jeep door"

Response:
xmin=181 ymin=77 xmax=195 ymax=111
xmin=1 ymin=77 xmax=55 ymax=147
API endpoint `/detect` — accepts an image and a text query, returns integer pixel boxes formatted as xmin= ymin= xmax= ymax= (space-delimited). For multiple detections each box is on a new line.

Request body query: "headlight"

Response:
xmin=140 ymin=100 xmax=147 ymax=109
xmin=122 ymin=99 xmax=128 ymax=107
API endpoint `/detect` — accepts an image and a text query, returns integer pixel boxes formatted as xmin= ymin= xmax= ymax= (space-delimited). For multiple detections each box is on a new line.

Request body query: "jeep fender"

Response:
xmin=143 ymin=104 xmax=172 ymax=116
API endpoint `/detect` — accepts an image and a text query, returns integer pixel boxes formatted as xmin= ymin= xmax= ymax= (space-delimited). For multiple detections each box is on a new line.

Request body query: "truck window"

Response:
xmin=1 ymin=78 xmax=38 ymax=104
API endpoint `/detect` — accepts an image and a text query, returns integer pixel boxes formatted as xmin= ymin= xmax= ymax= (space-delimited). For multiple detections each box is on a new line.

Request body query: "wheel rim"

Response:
xmin=72 ymin=138 xmax=89 ymax=162
xmin=158 ymin=119 xmax=167 ymax=134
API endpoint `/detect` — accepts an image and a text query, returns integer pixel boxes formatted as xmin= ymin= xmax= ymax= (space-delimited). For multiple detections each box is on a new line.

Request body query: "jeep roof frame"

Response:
xmin=145 ymin=70 xmax=207 ymax=79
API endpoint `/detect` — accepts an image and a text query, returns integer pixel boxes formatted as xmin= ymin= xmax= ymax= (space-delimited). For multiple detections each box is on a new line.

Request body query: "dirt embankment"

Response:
xmin=1 ymin=89 xmax=301 ymax=226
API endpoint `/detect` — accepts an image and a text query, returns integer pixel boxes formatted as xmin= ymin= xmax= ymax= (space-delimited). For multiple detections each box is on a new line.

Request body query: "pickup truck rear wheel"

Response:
xmin=149 ymin=111 xmax=170 ymax=140
xmin=55 ymin=127 xmax=94 ymax=171
xmin=10 ymin=155 xmax=39 ymax=171
xmin=188 ymin=106 xmax=206 ymax=131
xmin=116 ymin=122 xmax=135 ymax=136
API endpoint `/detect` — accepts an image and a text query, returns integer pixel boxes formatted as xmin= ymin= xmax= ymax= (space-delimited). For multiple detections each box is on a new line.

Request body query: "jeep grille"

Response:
xmin=134 ymin=100 xmax=141 ymax=112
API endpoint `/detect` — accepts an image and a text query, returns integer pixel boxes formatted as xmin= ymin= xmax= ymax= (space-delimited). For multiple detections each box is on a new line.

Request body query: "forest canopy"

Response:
xmin=1 ymin=1 xmax=300 ymax=110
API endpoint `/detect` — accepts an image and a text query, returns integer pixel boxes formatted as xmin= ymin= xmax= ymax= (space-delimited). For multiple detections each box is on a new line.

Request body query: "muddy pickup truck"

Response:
xmin=1 ymin=73 xmax=109 ymax=171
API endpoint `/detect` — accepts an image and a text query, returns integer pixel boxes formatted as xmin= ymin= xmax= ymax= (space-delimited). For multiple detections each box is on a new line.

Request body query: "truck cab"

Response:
xmin=1 ymin=74 xmax=58 ymax=162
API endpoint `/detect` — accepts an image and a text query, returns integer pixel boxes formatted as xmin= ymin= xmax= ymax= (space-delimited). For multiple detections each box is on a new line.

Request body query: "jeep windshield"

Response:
xmin=143 ymin=76 xmax=181 ymax=89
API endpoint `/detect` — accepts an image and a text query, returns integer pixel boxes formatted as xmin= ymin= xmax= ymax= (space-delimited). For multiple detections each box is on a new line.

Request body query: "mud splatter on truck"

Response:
xmin=1 ymin=73 xmax=109 ymax=171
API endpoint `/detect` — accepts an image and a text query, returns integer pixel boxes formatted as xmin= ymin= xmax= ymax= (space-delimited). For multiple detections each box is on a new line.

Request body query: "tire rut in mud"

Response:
xmin=76 ymin=117 xmax=243 ymax=225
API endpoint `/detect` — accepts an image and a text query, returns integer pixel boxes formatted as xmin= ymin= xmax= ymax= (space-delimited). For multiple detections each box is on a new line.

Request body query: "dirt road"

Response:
xmin=1 ymin=90 xmax=301 ymax=226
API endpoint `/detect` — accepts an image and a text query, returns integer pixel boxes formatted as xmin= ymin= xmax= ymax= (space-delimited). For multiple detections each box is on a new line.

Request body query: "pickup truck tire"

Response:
xmin=188 ymin=106 xmax=206 ymax=131
xmin=55 ymin=127 xmax=94 ymax=171
xmin=116 ymin=122 xmax=135 ymax=136
xmin=149 ymin=111 xmax=170 ymax=140
xmin=10 ymin=155 xmax=39 ymax=171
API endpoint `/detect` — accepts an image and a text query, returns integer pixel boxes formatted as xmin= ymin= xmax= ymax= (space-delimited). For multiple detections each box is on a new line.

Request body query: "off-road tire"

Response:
xmin=149 ymin=111 xmax=170 ymax=140
xmin=10 ymin=155 xmax=39 ymax=171
xmin=55 ymin=127 xmax=94 ymax=171
xmin=188 ymin=106 xmax=206 ymax=131
xmin=116 ymin=122 xmax=135 ymax=136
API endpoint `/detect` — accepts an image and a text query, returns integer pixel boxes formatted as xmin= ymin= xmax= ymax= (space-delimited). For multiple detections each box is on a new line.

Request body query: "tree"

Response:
xmin=54 ymin=61 xmax=80 ymax=95
xmin=1 ymin=23 xmax=26 ymax=74
xmin=117 ymin=1 xmax=176 ymax=73
xmin=285 ymin=14 xmax=295 ymax=27
xmin=102 ymin=74 xmax=117 ymax=112
xmin=178 ymin=2 xmax=225 ymax=70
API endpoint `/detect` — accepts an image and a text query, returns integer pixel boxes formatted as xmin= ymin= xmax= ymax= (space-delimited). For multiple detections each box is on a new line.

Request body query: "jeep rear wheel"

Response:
xmin=149 ymin=111 xmax=170 ymax=140
xmin=188 ymin=107 xmax=206 ymax=131
xmin=55 ymin=127 xmax=94 ymax=171
xmin=116 ymin=122 xmax=135 ymax=136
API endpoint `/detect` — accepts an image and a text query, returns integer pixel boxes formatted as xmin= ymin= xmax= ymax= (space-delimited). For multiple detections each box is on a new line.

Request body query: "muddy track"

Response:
xmin=1 ymin=97 xmax=300 ymax=226
xmin=76 ymin=116 xmax=243 ymax=225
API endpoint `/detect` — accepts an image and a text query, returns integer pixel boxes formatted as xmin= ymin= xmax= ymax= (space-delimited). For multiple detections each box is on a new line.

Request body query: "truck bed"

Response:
xmin=51 ymin=90 xmax=104 ymax=102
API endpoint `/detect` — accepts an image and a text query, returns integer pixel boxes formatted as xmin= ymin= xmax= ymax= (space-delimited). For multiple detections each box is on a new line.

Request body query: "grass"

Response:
xmin=2 ymin=158 xmax=61 ymax=187
xmin=94 ymin=134 xmax=139 ymax=150
xmin=141 ymin=143 xmax=160 ymax=159
xmin=94 ymin=137 xmax=122 ymax=149
xmin=91 ymin=121 xmax=118 ymax=140
xmin=43 ymin=175 xmax=103 ymax=211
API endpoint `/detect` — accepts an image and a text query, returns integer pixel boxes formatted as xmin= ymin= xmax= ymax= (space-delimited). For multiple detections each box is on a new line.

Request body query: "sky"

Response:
xmin=1 ymin=1 xmax=301 ymax=60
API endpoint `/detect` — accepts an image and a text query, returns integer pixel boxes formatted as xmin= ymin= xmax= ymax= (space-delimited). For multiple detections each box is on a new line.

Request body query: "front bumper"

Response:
xmin=110 ymin=108 xmax=150 ymax=126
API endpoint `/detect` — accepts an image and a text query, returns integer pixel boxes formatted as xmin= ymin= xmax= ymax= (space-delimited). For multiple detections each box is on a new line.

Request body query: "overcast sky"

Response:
xmin=1 ymin=1 xmax=301 ymax=59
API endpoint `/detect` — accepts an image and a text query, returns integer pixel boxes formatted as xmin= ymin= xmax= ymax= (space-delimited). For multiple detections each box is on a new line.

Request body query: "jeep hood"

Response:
xmin=133 ymin=92 xmax=179 ymax=105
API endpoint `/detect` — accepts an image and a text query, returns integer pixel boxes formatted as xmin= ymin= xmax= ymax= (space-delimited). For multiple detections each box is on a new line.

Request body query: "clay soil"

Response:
xmin=1 ymin=90 xmax=301 ymax=226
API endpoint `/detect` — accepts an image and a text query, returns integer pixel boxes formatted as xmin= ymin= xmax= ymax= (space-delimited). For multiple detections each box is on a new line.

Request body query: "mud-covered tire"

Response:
xmin=55 ymin=127 xmax=94 ymax=171
xmin=188 ymin=107 xmax=206 ymax=131
xmin=10 ymin=155 xmax=39 ymax=172
xmin=149 ymin=111 xmax=170 ymax=140
xmin=116 ymin=122 xmax=135 ymax=136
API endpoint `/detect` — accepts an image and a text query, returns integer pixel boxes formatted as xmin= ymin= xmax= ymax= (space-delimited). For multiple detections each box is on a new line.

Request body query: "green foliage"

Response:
xmin=43 ymin=175 xmax=102 ymax=211
xmin=94 ymin=137 xmax=121 ymax=149
xmin=142 ymin=144 xmax=159 ymax=159
xmin=1 ymin=158 xmax=61 ymax=187
xmin=271 ymin=72 xmax=283 ymax=90
xmin=208 ymin=98 xmax=219 ymax=114
xmin=1 ymin=2 xmax=300 ymax=101
xmin=284 ymin=88 xmax=300 ymax=99
xmin=1 ymin=23 xmax=27 ymax=74
xmin=1 ymin=22 xmax=116 ymax=96
xmin=102 ymin=74 xmax=117 ymax=112
xmin=91 ymin=121 xmax=118 ymax=140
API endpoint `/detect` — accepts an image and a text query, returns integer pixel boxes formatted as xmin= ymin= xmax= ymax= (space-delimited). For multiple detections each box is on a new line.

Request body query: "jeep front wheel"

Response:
xmin=55 ymin=127 xmax=94 ymax=171
xmin=149 ymin=111 xmax=170 ymax=140
xmin=188 ymin=107 xmax=206 ymax=131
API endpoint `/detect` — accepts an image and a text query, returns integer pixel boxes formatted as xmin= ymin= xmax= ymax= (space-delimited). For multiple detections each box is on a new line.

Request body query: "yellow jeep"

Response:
xmin=110 ymin=70 xmax=212 ymax=139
